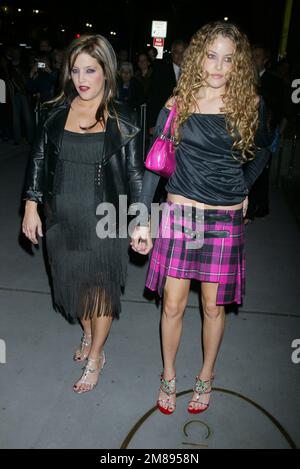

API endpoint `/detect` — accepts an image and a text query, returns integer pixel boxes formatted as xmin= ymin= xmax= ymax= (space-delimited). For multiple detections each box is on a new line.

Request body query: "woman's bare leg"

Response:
xmin=81 ymin=318 xmax=92 ymax=336
xmin=73 ymin=318 xmax=92 ymax=361
xmin=159 ymin=276 xmax=191 ymax=411
xmin=188 ymin=282 xmax=225 ymax=412
xmin=89 ymin=314 xmax=113 ymax=359
xmin=73 ymin=294 xmax=113 ymax=393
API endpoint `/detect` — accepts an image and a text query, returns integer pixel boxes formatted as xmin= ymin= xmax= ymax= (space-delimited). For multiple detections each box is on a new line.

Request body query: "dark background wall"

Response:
xmin=0 ymin=0 xmax=297 ymax=62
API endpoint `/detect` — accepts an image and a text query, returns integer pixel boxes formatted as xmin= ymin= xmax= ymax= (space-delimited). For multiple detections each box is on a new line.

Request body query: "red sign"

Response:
xmin=153 ymin=37 xmax=164 ymax=48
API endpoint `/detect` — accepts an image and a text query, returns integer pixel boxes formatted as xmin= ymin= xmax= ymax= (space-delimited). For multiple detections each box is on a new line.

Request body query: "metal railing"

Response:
xmin=139 ymin=103 xmax=148 ymax=160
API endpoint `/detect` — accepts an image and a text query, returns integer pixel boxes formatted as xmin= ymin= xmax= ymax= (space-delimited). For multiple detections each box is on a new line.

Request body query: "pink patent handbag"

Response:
xmin=145 ymin=104 xmax=176 ymax=178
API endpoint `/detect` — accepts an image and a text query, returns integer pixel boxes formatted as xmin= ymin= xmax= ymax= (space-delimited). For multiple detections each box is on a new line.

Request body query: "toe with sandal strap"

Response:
xmin=188 ymin=375 xmax=214 ymax=414
xmin=73 ymin=351 xmax=106 ymax=394
xmin=157 ymin=375 xmax=176 ymax=415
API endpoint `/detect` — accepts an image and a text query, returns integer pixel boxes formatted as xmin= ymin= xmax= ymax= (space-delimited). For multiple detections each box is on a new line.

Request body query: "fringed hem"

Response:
xmin=46 ymin=232 xmax=129 ymax=322
xmin=51 ymin=276 xmax=124 ymax=321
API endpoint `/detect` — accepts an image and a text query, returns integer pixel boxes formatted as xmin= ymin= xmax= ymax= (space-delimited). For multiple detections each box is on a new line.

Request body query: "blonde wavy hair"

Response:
xmin=173 ymin=22 xmax=259 ymax=162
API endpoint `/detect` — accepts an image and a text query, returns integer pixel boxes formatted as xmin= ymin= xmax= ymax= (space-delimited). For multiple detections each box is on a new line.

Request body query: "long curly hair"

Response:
xmin=173 ymin=22 xmax=259 ymax=162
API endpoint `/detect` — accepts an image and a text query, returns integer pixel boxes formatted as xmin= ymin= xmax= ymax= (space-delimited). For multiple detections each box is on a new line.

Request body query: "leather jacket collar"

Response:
xmin=44 ymin=100 xmax=140 ymax=164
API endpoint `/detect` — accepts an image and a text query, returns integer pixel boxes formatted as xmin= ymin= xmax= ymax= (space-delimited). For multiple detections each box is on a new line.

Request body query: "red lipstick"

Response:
xmin=79 ymin=86 xmax=90 ymax=92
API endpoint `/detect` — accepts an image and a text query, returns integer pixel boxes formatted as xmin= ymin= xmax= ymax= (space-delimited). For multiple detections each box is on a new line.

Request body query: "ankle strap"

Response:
xmin=194 ymin=376 xmax=213 ymax=394
xmin=160 ymin=375 xmax=176 ymax=395
xmin=87 ymin=350 xmax=105 ymax=362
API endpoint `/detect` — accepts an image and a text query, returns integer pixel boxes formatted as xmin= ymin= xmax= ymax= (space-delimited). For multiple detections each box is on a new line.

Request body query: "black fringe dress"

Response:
xmin=45 ymin=129 xmax=128 ymax=322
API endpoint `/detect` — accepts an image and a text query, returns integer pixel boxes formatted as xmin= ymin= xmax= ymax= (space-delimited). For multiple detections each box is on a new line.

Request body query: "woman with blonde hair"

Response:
xmin=131 ymin=22 xmax=272 ymax=414
xmin=22 ymin=35 xmax=143 ymax=393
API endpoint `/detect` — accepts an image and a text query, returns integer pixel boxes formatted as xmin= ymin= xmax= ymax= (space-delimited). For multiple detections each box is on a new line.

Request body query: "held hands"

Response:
xmin=22 ymin=202 xmax=43 ymax=245
xmin=130 ymin=225 xmax=153 ymax=255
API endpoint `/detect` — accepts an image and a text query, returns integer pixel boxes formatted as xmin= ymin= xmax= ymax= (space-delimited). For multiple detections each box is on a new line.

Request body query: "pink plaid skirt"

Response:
xmin=146 ymin=201 xmax=246 ymax=305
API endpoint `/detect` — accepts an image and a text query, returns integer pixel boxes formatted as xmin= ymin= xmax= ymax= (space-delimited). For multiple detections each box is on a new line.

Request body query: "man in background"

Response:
xmin=147 ymin=39 xmax=187 ymax=134
xmin=245 ymin=44 xmax=284 ymax=222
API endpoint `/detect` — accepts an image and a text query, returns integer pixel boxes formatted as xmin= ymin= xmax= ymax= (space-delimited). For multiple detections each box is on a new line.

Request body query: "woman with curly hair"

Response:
xmin=131 ymin=22 xmax=272 ymax=414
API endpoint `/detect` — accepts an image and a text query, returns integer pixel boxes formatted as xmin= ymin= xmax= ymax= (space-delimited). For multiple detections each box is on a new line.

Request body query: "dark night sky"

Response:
xmin=0 ymin=0 xmax=298 ymax=61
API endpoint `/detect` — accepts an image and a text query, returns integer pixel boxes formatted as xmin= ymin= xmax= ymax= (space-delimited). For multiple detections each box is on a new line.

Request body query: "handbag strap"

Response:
xmin=162 ymin=103 xmax=176 ymax=137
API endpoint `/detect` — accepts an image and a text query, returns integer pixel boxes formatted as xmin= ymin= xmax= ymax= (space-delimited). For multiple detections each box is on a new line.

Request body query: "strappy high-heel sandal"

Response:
xmin=73 ymin=351 xmax=106 ymax=394
xmin=73 ymin=332 xmax=92 ymax=362
xmin=188 ymin=375 xmax=214 ymax=414
xmin=157 ymin=374 xmax=176 ymax=415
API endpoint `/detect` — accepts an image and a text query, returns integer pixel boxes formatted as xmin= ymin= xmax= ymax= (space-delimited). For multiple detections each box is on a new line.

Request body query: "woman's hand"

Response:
xmin=22 ymin=202 xmax=43 ymax=245
xmin=242 ymin=196 xmax=249 ymax=218
xmin=130 ymin=225 xmax=153 ymax=255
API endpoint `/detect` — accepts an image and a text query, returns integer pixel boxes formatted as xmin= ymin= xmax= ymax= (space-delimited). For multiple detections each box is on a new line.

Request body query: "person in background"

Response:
xmin=0 ymin=47 xmax=14 ymax=141
xmin=39 ymin=39 xmax=52 ymax=59
xmin=147 ymin=39 xmax=188 ymax=134
xmin=244 ymin=44 xmax=284 ymax=223
xmin=51 ymin=49 xmax=65 ymax=95
xmin=135 ymin=53 xmax=152 ymax=100
xmin=118 ymin=61 xmax=144 ymax=110
xmin=117 ymin=48 xmax=129 ymax=70
xmin=2 ymin=46 xmax=34 ymax=144
xmin=146 ymin=39 xmax=188 ymax=206
xmin=28 ymin=55 xmax=56 ymax=103
xmin=147 ymin=45 xmax=158 ymax=64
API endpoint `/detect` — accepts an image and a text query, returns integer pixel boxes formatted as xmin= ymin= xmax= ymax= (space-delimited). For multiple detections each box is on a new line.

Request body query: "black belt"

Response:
xmin=173 ymin=224 xmax=230 ymax=239
xmin=204 ymin=213 xmax=232 ymax=223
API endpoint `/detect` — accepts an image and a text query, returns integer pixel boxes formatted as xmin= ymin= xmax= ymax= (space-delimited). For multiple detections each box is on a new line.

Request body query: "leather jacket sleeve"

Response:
xmin=23 ymin=109 xmax=48 ymax=204
xmin=125 ymin=111 xmax=144 ymax=203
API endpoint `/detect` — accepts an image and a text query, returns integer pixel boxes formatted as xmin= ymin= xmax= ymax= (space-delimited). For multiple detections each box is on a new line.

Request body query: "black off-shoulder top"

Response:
xmin=139 ymin=100 xmax=273 ymax=223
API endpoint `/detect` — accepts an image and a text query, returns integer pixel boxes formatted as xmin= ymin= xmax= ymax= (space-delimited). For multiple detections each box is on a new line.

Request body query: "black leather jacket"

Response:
xmin=24 ymin=100 xmax=144 ymax=231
